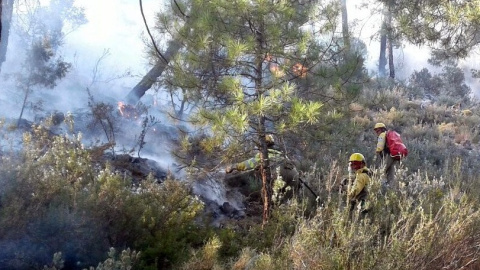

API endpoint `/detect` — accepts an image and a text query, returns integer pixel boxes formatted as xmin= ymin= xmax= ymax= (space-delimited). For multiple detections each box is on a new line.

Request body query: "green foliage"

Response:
xmin=10 ymin=0 xmax=86 ymax=124
xmin=178 ymin=236 xmax=222 ymax=270
xmin=86 ymin=88 xmax=119 ymax=147
xmin=22 ymin=40 xmax=71 ymax=88
xmin=155 ymin=0 xmax=344 ymax=165
xmin=84 ymin=248 xmax=140 ymax=270
xmin=408 ymin=65 xmax=472 ymax=103
xmin=381 ymin=0 xmax=480 ymax=60
xmin=44 ymin=248 xmax=140 ymax=270
xmin=177 ymin=165 xmax=480 ymax=270
xmin=0 ymin=125 xmax=206 ymax=269
xmin=165 ymin=64 xmax=480 ymax=268
xmin=3 ymin=1 xmax=480 ymax=269
xmin=153 ymin=0 xmax=371 ymax=225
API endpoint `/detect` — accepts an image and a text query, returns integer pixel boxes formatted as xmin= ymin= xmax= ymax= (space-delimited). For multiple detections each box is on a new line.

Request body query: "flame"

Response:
xmin=269 ymin=63 xmax=285 ymax=78
xmin=292 ymin=63 xmax=307 ymax=78
xmin=118 ymin=101 xmax=126 ymax=116
xmin=118 ymin=101 xmax=140 ymax=119
xmin=265 ymin=54 xmax=306 ymax=78
xmin=265 ymin=53 xmax=273 ymax=62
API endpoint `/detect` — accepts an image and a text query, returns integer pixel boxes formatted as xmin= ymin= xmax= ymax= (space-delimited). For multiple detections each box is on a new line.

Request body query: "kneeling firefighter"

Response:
xmin=225 ymin=135 xmax=301 ymax=200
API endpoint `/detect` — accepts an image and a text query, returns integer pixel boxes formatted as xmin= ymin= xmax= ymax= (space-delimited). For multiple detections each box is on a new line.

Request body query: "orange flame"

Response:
xmin=292 ymin=63 xmax=307 ymax=78
xmin=117 ymin=101 xmax=140 ymax=119
xmin=118 ymin=101 xmax=126 ymax=116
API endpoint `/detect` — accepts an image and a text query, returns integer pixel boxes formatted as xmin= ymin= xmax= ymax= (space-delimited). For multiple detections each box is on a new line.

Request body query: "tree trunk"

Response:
xmin=387 ymin=8 xmax=395 ymax=79
xmin=169 ymin=89 xmax=188 ymax=119
xmin=341 ymin=0 xmax=350 ymax=50
xmin=379 ymin=24 xmax=387 ymax=77
xmin=18 ymin=86 xmax=31 ymax=126
xmin=378 ymin=5 xmax=389 ymax=77
xmin=124 ymin=39 xmax=182 ymax=104
xmin=259 ymin=132 xmax=272 ymax=227
xmin=0 ymin=0 xmax=14 ymax=72
xmin=254 ymin=21 xmax=272 ymax=227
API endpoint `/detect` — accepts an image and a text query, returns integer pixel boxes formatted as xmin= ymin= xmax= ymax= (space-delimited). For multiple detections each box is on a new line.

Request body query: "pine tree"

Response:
xmin=154 ymin=0 xmax=343 ymax=223
xmin=8 ymin=0 xmax=85 ymax=125
xmin=377 ymin=0 xmax=480 ymax=62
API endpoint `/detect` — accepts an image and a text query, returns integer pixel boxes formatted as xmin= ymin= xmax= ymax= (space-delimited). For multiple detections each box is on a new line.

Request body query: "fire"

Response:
xmin=292 ymin=63 xmax=307 ymax=78
xmin=265 ymin=53 xmax=307 ymax=79
xmin=265 ymin=54 xmax=286 ymax=78
xmin=118 ymin=101 xmax=126 ymax=116
xmin=117 ymin=101 xmax=139 ymax=119
xmin=265 ymin=53 xmax=273 ymax=62
xmin=269 ymin=64 xmax=285 ymax=78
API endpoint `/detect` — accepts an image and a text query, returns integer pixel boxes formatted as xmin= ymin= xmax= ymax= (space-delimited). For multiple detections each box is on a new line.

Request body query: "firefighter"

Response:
xmin=225 ymin=134 xmax=283 ymax=173
xmin=225 ymin=135 xmax=300 ymax=201
xmin=374 ymin=122 xmax=399 ymax=189
xmin=346 ymin=153 xmax=371 ymax=213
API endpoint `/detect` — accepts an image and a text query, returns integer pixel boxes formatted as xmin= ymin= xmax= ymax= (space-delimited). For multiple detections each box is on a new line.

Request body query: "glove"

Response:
xmin=225 ymin=166 xmax=235 ymax=174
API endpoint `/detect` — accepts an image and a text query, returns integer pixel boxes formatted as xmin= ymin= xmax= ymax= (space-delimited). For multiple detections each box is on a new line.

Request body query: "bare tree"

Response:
xmin=125 ymin=39 xmax=182 ymax=105
xmin=123 ymin=0 xmax=187 ymax=105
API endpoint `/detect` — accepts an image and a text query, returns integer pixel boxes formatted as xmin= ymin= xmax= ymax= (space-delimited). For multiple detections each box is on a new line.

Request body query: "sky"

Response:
xmin=65 ymin=0 xmax=158 ymax=81
xmin=62 ymin=0 xmax=160 ymax=101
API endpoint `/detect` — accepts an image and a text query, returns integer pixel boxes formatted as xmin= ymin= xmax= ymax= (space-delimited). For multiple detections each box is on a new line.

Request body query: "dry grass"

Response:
xmin=177 ymin=87 xmax=480 ymax=270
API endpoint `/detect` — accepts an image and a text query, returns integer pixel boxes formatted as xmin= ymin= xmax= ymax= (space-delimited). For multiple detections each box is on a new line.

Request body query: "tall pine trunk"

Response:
xmin=254 ymin=21 xmax=272 ymax=226
xmin=387 ymin=8 xmax=395 ymax=79
xmin=0 ymin=0 xmax=14 ymax=72
xmin=379 ymin=16 xmax=387 ymax=77
xmin=341 ymin=0 xmax=350 ymax=50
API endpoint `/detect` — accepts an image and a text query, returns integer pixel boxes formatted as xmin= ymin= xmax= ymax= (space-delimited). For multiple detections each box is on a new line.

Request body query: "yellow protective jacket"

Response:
xmin=235 ymin=149 xmax=283 ymax=171
xmin=348 ymin=167 xmax=371 ymax=201
xmin=376 ymin=131 xmax=387 ymax=155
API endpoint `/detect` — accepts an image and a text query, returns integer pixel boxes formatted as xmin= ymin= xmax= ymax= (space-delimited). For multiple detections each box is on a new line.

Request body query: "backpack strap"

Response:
xmin=383 ymin=130 xmax=391 ymax=153
xmin=362 ymin=168 xmax=373 ymax=177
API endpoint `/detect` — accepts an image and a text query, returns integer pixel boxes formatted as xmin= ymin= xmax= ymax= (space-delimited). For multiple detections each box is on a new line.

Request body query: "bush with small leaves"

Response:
xmin=0 ymin=127 xmax=206 ymax=269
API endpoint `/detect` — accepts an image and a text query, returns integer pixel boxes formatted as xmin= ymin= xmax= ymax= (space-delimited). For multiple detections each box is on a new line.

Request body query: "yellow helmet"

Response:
xmin=374 ymin=122 xmax=386 ymax=129
xmin=349 ymin=153 xmax=365 ymax=162
xmin=265 ymin=134 xmax=275 ymax=144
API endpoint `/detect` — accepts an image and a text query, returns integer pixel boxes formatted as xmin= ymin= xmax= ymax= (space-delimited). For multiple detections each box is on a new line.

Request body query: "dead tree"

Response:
xmin=124 ymin=39 xmax=182 ymax=104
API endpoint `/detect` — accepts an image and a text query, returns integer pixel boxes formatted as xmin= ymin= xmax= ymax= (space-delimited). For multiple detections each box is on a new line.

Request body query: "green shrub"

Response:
xmin=0 ymin=127 xmax=206 ymax=269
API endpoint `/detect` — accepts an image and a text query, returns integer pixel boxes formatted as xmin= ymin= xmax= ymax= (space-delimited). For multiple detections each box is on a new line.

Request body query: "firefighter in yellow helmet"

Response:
xmin=345 ymin=153 xmax=372 ymax=213
xmin=225 ymin=134 xmax=300 ymax=203
xmin=225 ymin=134 xmax=283 ymax=173
xmin=374 ymin=122 xmax=399 ymax=189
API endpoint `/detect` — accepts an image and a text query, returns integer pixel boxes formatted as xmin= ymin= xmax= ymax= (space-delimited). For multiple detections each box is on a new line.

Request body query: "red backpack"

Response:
xmin=386 ymin=131 xmax=408 ymax=160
